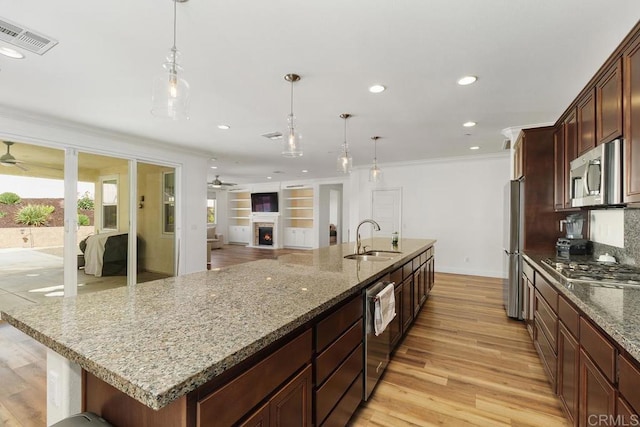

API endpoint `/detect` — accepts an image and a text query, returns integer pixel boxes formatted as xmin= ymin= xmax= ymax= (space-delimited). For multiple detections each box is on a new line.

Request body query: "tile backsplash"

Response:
xmin=591 ymin=208 xmax=640 ymax=266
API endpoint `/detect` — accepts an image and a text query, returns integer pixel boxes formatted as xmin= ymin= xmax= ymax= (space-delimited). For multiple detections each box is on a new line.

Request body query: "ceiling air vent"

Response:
xmin=262 ymin=132 xmax=283 ymax=140
xmin=0 ymin=17 xmax=58 ymax=55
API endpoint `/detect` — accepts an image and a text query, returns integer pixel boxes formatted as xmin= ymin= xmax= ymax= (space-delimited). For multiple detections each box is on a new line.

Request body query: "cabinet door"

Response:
xmin=554 ymin=125 xmax=566 ymax=211
xmin=523 ymin=275 xmax=535 ymax=340
xmin=270 ymin=365 xmax=312 ymax=427
xmin=624 ymin=35 xmax=640 ymax=203
xmin=402 ymin=277 xmax=413 ymax=333
xmin=596 ymin=58 xmax=623 ymax=145
xmin=558 ymin=322 xmax=579 ymax=426
xmin=240 ymin=402 xmax=270 ymax=427
xmin=413 ymin=269 xmax=421 ymax=317
xmin=617 ymin=397 xmax=637 ymax=427
xmin=564 ymin=109 xmax=578 ymax=208
xmin=579 ymin=349 xmax=616 ymax=427
xmin=577 ymin=89 xmax=596 ymax=156
xmin=420 ymin=262 xmax=427 ymax=304
xmin=428 ymin=257 xmax=435 ymax=292
xmin=283 ymin=228 xmax=295 ymax=247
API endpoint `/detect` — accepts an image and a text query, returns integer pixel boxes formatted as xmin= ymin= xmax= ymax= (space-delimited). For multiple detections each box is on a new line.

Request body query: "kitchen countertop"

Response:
xmin=523 ymin=252 xmax=640 ymax=363
xmin=0 ymin=238 xmax=435 ymax=411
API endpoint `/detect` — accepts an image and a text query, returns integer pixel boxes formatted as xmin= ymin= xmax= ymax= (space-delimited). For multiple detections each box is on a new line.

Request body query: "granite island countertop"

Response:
xmin=524 ymin=252 xmax=640 ymax=363
xmin=1 ymin=238 xmax=435 ymax=411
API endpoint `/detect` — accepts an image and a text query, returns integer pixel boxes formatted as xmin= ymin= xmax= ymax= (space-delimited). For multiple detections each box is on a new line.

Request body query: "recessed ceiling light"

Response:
xmin=463 ymin=121 xmax=477 ymax=127
xmin=217 ymin=124 xmax=230 ymax=130
xmin=457 ymin=76 xmax=477 ymax=86
xmin=302 ymin=169 xmax=308 ymax=173
xmin=267 ymin=176 xmax=272 ymax=180
xmin=470 ymin=146 xmax=480 ymax=150
xmin=210 ymin=166 xmax=218 ymax=169
xmin=369 ymin=84 xmax=386 ymax=93
xmin=0 ymin=47 xmax=25 ymax=59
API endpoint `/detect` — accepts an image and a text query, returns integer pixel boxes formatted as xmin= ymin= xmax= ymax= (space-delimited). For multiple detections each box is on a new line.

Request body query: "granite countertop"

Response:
xmin=523 ymin=252 xmax=640 ymax=362
xmin=0 ymin=238 xmax=435 ymax=411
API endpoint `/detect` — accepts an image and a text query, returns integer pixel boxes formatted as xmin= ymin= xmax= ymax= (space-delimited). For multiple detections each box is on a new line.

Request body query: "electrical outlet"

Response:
xmin=47 ymin=370 xmax=60 ymax=408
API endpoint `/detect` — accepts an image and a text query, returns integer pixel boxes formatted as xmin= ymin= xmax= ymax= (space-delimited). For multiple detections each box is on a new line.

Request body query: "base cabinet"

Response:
xmin=558 ymin=322 xmax=579 ymax=426
xmin=240 ymin=365 xmax=312 ymax=427
xmin=579 ymin=349 xmax=616 ymax=427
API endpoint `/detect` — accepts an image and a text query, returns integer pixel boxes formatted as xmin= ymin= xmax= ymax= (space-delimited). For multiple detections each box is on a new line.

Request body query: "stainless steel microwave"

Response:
xmin=569 ymin=139 xmax=622 ymax=207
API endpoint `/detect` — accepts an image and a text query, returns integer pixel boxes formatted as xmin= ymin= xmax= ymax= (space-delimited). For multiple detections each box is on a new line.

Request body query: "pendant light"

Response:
xmin=337 ymin=113 xmax=353 ymax=174
xmin=282 ymin=73 xmax=302 ymax=157
xmin=151 ymin=0 xmax=190 ymax=120
xmin=369 ymin=136 xmax=383 ymax=183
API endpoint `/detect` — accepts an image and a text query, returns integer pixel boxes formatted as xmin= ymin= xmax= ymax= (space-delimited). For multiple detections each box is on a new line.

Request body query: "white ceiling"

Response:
xmin=1 ymin=1 xmax=639 ymax=185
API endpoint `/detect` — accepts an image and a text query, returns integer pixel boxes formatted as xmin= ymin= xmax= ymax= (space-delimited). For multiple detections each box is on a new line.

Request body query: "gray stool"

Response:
xmin=50 ymin=412 xmax=112 ymax=426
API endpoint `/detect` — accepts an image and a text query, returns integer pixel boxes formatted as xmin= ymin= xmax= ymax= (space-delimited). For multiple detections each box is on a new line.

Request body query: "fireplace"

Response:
xmin=249 ymin=213 xmax=280 ymax=249
xmin=258 ymin=226 xmax=274 ymax=246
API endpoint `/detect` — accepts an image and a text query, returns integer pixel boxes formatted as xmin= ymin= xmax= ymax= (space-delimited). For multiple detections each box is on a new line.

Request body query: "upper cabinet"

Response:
xmin=596 ymin=58 xmax=623 ymax=145
xmin=624 ymin=34 xmax=640 ymax=203
xmin=513 ymin=138 xmax=524 ymax=180
xmin=553 ymin=125 xmax=565 ymax=211
xmin=577 ymin=89 xmax=596 ymax=156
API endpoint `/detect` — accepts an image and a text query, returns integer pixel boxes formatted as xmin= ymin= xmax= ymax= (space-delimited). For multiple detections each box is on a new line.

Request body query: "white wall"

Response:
xmin=349 ymin=153 xmax=511 ymax=278
xmin=0 ymin=107 xmax=209 ymax=275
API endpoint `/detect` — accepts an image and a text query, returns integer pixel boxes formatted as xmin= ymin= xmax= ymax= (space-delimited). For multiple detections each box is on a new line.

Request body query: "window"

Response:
xmin=101 ymin=176 xmax=118 ymax=231
xmin=207 ymin=198 xmax=216 ymax=224
xmin=163 ymin=171 xmax=175 ymax=234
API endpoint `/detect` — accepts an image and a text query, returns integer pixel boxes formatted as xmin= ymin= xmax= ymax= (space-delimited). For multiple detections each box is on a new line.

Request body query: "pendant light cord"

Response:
xmin=172 ymin=0 xmax=178 ymax=50
xmin=343 ymin=116 xmax=348 ymax=152
xmin=290 ymin=80 xmax=294 ymax=117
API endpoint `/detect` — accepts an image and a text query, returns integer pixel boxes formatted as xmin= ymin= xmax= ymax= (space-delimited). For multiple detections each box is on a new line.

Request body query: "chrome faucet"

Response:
xmin=355 ymin=219 xmax=381 ymax=254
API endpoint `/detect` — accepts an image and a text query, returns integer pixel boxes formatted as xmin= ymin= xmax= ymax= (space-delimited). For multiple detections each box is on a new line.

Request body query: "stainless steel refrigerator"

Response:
xmin=503 ymin=179 xmax=523 ymax=319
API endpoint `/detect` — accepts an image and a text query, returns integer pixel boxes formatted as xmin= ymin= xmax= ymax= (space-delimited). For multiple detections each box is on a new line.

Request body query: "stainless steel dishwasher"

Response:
xmin=363 ymin=280 xmax=395 ymax=400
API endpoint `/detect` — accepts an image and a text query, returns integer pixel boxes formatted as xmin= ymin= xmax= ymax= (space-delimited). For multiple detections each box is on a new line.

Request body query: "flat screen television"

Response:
xmin=251 ymin=192 xmax=279 ymax=213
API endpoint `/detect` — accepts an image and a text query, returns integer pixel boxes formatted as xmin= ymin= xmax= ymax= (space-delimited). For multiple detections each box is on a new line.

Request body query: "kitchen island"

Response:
xmin=1 ymin=238 xmax=435 ymax=426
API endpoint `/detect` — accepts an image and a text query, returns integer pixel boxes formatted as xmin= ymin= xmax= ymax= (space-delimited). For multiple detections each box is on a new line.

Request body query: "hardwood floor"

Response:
xmin=0 ymin=252 xmax=569 ymax=426
xmin=350 ymin=273 xmax=569 ymax=426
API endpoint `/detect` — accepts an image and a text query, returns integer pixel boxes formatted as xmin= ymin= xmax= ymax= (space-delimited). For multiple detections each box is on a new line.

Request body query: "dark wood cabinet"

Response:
xmin=517 ymin=127 xmax=566 ymax=252
xmin=558 ymin=321 xmax=579 ymax=426
xmin=579 ymin=349 xmax=616 ymax=427
xmin=577 ymin=89 xmax=596 ymax=156
xmin=596 ymin=58 xmax=623 ymax=145
xmin=241 ymin=365 xmax=312 ymax=427
xmin=522 ymin=264 xmax=534 ymax=340
xmin=624 ymin=35 xmax=640 ymax=203
xmin=401 ymin=276 xmax=413 ymax=332
xmin=554 ymin=124 xmax=566 ymax=211
xmin=514 ymin=138 xmax=524 ymax=180
xmin=564 ymin=110 xmax=578 ymax=208
xmin=413 ymin=268 xmax=421 ymax=316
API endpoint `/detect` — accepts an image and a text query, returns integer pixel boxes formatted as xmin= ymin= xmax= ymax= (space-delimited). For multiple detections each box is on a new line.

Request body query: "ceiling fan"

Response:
xmin=208 ymin=175 xmax=237 ymax=189
xmin=0 ymin=141 xmax=28 ymax=171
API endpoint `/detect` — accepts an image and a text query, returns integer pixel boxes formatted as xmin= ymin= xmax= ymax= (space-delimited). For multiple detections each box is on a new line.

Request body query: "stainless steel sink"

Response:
xmin=344 ymin=250 xmax=402 ymax=261
xmin=363 ymin=250 xmax=402 ymax=256
xmin=343 ymin=254 xmax=393 ymax=262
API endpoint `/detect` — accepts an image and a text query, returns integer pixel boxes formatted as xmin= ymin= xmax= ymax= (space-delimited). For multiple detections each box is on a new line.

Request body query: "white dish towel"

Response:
xmin=374 ymin=283 xmax=396 ymax=336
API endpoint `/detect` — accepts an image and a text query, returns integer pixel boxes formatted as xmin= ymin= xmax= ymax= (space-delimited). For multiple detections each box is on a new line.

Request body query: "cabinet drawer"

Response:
xmin=558 ymin=296 xmax=579 ymax=338
xmin=618 ymin=354 xmax=640 ymax=414
xmin=580 ymin=318 xmax=616 ymax=383
xmin=535 ymin=290 xmax=558 ymax=352
xmin=197 ymin=329 xmax=312 ymax=427
xmin=320 ymin=372 xmax=363 ymax=427
xmin=390 ymin=267 xmax=402 ymax=286
xmin=536 ymin=274 xmax=558 ymax=312
xmin=523 ymin=260 xmax=535 ymax=283
xmin=316 ymin=296 xmax=362 ymax=353
xmin=402 ymin=261 xmax=413 ymax=280
xmin=315 ymin=320 xmax=363 ymax=386
xmin=315 ymin=343 xmax=363 ymax=426
xmin=534 ymin=319 xmax=557 ymax=390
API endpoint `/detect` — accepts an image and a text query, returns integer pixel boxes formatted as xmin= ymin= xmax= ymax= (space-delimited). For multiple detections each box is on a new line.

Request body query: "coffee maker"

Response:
xmin=556 ymin=214 xmax=589 ymax=258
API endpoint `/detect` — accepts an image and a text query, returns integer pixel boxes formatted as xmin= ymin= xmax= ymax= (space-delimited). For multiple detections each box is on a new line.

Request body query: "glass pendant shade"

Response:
xmin=369 ymin=163 xmax=383 ymax=182
xmin=337 ymin=113 xmax=352 ymax=174
xmin=337 ymin=146 xmax=353 ymax=174
xmin=282 ymin=74 xmax=302 ymax=157
xmin=282 ymin=113 xmax=302 ymax=157
xmin=151 ymin=48 xmax=190 ymax=119
xmin=369 ymin=136 xmax=383 ymax=183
